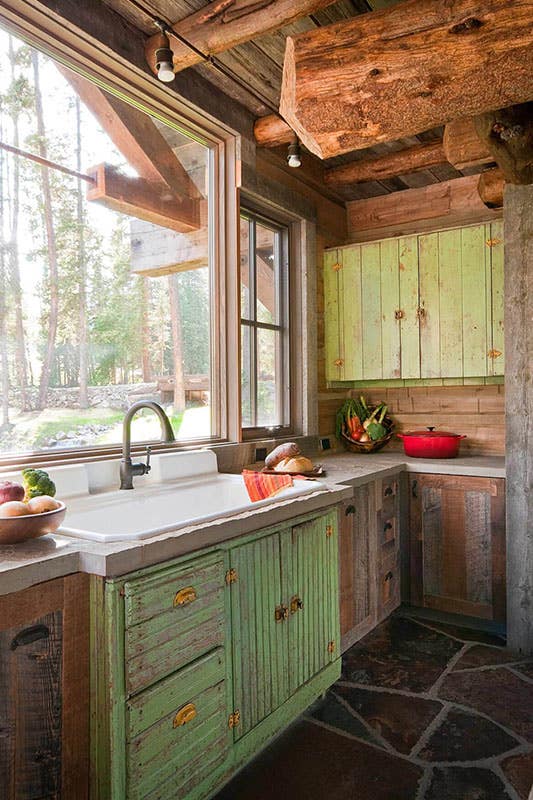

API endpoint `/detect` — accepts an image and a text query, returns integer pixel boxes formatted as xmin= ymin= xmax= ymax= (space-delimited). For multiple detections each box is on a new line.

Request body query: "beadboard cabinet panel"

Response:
xmin=324 ymin=222 xmax=504 ymax=384
xmin=409 ymin=474 xmax=506 ymax=622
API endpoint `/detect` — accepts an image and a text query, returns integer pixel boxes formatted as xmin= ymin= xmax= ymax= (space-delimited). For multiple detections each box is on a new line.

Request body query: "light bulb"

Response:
xmin=157 ymin=60 xmax=175 ymax=83
xmin=287 ymin=153 xmax=301 ymax=168
xmin=287 ymin=141 xmax=302 ymax=168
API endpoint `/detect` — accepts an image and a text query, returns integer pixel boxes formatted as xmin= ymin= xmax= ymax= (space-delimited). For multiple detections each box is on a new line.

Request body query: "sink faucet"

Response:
xmin=120 ymin=401 xmax=175 ymax=489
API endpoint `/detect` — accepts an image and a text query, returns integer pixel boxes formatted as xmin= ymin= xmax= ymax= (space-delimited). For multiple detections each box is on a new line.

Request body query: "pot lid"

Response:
xmin=402 ymin=426 xmax=462 ymax=438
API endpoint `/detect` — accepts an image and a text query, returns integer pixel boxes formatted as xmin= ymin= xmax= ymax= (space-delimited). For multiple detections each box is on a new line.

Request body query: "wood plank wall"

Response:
xmin=318 ymin=384 xmax=505 ymax=455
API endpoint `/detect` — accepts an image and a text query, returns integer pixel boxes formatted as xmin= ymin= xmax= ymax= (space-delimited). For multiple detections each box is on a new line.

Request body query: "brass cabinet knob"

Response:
xmin=173 ymin=586 xmax=197 ymax=606
xmin=290 ymin=595 xmax=304 ymax=614
xmin=173 ymin=702 xmax=196 ymax=728
xmin=395 ymin=309 xmax=404 ymax=320
xmin=333 ymin=358 xmax=344 ymax=367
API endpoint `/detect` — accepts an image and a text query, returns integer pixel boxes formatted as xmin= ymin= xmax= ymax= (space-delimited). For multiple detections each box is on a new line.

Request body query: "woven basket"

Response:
xmin=340 ymin=411 xmax=395 ymax=454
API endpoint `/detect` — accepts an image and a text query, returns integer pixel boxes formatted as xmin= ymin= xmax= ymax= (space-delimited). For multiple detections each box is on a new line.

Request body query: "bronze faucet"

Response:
xmin=119 ymin=401 xmax=175 ymax=489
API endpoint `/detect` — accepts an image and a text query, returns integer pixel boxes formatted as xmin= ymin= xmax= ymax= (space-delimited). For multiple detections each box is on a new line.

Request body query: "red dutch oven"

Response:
xmin=397 ymin=427 xmax=466 ymax=459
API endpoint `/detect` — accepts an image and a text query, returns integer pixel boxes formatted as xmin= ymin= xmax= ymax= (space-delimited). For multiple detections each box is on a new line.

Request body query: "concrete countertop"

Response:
xmin=0 ymin=450 xmax=504 ymax=596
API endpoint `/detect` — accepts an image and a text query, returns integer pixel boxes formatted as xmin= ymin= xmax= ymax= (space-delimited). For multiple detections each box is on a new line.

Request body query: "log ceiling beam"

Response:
xmin=324 ymin=140 xmax=446 ymax=185
xmin=280 ymin=0 xmax=533 ymax=159
xmin=87 ymin=165 xmax=202 ymax=233
xmin=254 ymin=114 xmax=295 ymax=148
xmin=443 ymin=117 xmax=492 ymax=171
xmin=474 ymin=103 xmax=533 ymax=185
xmin=60 ymin=67 xmax=201 ymax=201
xmin=144 ymin=0 xmax=339 ymax=76
xmin=477 ymin=167 xmax=505 ymax=209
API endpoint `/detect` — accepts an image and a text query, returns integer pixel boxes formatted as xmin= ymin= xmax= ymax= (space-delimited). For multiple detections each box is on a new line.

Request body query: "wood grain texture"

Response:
xmin=254 ymin=113 xmax=295 ymax=147
xmin=443 ymin=117 xmax=492 ymax=170
xmin=280 ymin=0 xmax=533 ymax=158
xmin=324 ymin=141 xmax=447 ymax=185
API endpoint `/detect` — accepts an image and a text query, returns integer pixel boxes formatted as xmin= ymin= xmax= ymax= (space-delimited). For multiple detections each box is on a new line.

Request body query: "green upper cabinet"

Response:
xmin=324 ymin=221 xmax=504 ymax=383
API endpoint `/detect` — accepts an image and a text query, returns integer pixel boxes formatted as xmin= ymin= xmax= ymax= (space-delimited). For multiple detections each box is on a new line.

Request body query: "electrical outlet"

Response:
xmin=255 ymin=447 xmax=267 ymax=462
xmin=319 ymin=437 xmax=331 ymax=451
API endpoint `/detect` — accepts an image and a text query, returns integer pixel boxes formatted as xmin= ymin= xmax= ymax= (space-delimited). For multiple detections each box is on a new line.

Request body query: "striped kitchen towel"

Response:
xmin=242 ymin=469 xmax=293 ymax=502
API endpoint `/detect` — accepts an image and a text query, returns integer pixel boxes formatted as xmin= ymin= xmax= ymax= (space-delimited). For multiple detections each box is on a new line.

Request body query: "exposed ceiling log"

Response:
xmin=145 ymin=0 xmax=340 ymax=76
xmin=346 ymin=174 xmax=501 ymax=242
xmin=59 ymin=67 xmax=201 ymax=200
xmin=254 ymin=114 xmax=295 ymax=147
xmin=324 ymin=140 xmax=446 ymax=185
xmin=477 ymin=167 xmax=505 ymax=208
xmin=87 ymin=164 xmax=202 ymax=233
xmin=280 ymin=0 xmax=533 ymax=159
xmin=443 ymin=118 xmax=493 ymax=171
xmin=474 ymin=103 xmax=533 ymax=185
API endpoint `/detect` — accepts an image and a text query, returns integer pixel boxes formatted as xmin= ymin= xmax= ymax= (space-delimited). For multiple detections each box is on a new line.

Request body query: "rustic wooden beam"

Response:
xmin=87 ymin=164 xmax=201 ymax=233
xmin=254 ymin=114 xmax=296 ymax=148
xmin=474 ymin=103 xmax=533 ymax=185
xmin=477 ymin=167 xmax=505 ymax=209
xmin=505 ymin=183 xmax=533 ymax=656
xmin=324 ymin=141 xmax=446 ymax=185
xmin=443 ymin=118 xmax=493 ymax=171
xmin=346 ymin=174 xmax=501 ymax=242
xmin=280 ymin=0 xmax=533 ymax=158
xmin=60 ymin=67 xmax=201 ymax=200
xmin=145 ymin=0 xmax=339 ymax=75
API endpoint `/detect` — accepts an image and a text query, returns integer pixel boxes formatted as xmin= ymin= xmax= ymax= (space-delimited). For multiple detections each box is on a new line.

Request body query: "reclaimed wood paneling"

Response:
xmin=409 ymin=474 xmax=506 ymax=622
xmin=398 ymin=236 xmax=420 ymax=379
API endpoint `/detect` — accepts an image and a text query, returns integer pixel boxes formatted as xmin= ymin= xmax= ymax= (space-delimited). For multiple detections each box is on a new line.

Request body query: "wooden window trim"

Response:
xmin=0 ymin=3 xmax=241 ymax=466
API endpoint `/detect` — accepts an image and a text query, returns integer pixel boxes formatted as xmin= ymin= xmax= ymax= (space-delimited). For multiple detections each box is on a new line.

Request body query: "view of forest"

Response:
xmin=0 ymin=29 xmax=212 ymax=455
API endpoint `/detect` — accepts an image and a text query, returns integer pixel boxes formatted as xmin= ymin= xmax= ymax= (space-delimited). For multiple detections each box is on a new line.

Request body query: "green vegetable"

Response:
xmin=367 ymin=404 xmax=388 ymax=441
xmin=22 ymin=468 xmax=56 ymax=500
xmin=335 ymin=399 xmax=362 ymax=439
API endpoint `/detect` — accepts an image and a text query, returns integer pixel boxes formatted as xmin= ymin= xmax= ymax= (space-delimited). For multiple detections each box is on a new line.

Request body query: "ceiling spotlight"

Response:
xmin=154 ymin=20 xmax=175 ymax=83
xmin=287 ymin=140 xmax=302 ymax=168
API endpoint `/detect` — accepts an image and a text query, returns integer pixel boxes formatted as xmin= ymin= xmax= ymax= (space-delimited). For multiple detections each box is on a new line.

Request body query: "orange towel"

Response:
xmin=242 ymin=469 xmax=293 ymax=502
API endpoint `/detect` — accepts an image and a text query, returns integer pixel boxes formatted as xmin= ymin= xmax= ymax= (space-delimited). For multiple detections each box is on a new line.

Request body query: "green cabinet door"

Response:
xmin=487 ymin=221 xmax=504 ymax=376
xmin=229 ymin=532 xmax=289 ymax=740
xmin=282 ymin=511 xmax=340 ymax=695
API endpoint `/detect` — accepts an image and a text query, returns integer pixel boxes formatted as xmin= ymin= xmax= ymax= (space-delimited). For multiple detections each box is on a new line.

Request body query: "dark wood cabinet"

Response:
xmin=0 ymin=574 xmax=90 ymax=799
xmin=340 ymin=475 xmax=401 ymax=651
xmin=409 ymin=474 xmax=506 ymax=623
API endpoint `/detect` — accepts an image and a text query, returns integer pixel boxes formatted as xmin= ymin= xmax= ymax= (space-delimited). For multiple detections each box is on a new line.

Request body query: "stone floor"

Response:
xmin=215 ymin=613 xmax=533 ymax=800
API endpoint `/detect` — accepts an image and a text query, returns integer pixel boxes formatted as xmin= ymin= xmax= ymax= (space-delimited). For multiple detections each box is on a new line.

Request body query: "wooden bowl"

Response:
xmin=0 ymin=502 xmax=67 ymax=545
xmin=340 ymin=414 xmax=395 ymax=454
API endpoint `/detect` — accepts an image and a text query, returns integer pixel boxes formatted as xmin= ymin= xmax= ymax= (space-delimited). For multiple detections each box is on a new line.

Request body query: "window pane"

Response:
xmin=240 ymin=216 xmax=251 ymax=320
xmin=240 ymin=325 xmax=252 ymax=428
xmin=255 ymin=223 xmax=279 ymax=325
xmin=256 ymin=328 xmax=282 ymax=427
xmin=0 ymin=28 xmax=214 ymax=456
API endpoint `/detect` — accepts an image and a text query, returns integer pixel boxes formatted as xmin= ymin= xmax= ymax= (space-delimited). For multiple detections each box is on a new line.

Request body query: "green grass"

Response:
xmin=32 ymin=411 xmax=125 ymax=446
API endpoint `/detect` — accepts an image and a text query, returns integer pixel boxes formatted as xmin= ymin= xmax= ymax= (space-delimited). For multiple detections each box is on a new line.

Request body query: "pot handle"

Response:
xmin=458 ymin=435 xmax=467 ymax=439
xmin=396 ymin=433 xmax=405 ymax=439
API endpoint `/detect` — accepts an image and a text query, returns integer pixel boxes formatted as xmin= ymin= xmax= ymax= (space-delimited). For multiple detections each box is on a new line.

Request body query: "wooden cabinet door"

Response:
xmin=409 ymin=474 xmax=506 ymax=622
xmin=487 ymin=220 xmax=504 ymax=377
xmin=339 ymin=488 xmax=378 ymax=651
xmin=229 ymin=532 xmax=289 ymax=740
xmin=324 ymin=249 xmax=343 ymax=382
xmin=283 ymin=511 xmax=340 ymax=693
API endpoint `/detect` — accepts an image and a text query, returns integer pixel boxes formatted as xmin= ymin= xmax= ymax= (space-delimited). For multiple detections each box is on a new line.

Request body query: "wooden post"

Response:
xmin=505 ymin=184 xmax=533 ymax=655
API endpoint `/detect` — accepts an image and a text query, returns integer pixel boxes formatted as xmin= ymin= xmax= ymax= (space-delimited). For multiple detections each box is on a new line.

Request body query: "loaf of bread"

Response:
xmin=274 ymin=455 xmax=314 ymax=474
xmin=265 ymin=442 xmax=300 ymax=468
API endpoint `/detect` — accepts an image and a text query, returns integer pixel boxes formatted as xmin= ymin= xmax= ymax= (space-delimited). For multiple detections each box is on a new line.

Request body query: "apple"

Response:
xmin=0 ymin=481 xmax=25 ymax=505
xmin=0 ymin=501 xmax=30 ymax=517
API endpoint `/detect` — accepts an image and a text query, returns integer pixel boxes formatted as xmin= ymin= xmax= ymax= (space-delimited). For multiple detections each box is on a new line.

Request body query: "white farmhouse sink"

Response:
xmin=58 ymin=450 xmax=324 ymax=542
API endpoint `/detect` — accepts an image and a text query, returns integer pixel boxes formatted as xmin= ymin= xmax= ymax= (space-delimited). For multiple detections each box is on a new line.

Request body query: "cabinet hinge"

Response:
xmin=325 ymin=524 xmax=333 ymax=538
xmin=228 ymin=710 xmax=240 ymax=729
xmin=327 ymin=640 xmax=336 ymax=654
xmin=332 ymin=262 xmax=342 ymax=272
xmin=486 ymin=237 xmax=502 ymax=247
xmin=225 ymin=568 xmax=237 ymax=585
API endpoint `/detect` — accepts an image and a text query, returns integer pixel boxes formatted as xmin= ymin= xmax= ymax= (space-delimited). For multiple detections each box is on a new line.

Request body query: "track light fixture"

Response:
xmin=154 ymin=20 xmax=175 ymax=83
xmin=287 ymin=140 xmax=302 ymax=168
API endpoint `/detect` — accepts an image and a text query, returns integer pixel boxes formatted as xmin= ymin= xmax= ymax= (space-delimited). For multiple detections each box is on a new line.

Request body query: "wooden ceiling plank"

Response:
xmin=280 ymin=0 xmax=533 ymax=158
xmin=145 ymin=0 xmax=341 ymax=74
xmin=59 ymin=67 xmax=201 ymax=199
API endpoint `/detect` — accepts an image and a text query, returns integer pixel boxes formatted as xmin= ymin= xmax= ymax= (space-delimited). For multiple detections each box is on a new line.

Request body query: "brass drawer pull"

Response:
xmin=290 ymin=595 xmax=304 ymax=614
xmin=173 ymin=702 xmax=196 ymax=728
xmin=173 ymin=586 xmax=197 ymax=606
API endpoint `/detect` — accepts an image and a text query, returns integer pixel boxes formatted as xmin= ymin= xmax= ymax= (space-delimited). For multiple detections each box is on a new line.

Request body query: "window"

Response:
xmin=240 ymin=211 xmax=290 ymax=432
xmin=0 ymin=26 xmax=226 ymax=459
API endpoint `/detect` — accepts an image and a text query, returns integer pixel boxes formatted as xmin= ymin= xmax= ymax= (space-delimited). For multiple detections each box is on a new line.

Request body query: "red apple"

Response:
xmin=0 ymin=481 xmax=25 ymax=505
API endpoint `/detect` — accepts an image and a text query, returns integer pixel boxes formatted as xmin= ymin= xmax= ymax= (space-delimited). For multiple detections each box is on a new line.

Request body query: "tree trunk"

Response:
xmin=8 ymin=37 xmax=30 ymax=412
xmin=75 ymin=97 xmax=89 ymax=408
xmin=141 ymin=279 xmax=152 ymax=382
xmin=32 ymin=50 xmax=59 ymax=411
xmin=0 ymin=144 xmax=11 ymax=430
xmin=168 ymin=274 xmax=185 ymax=414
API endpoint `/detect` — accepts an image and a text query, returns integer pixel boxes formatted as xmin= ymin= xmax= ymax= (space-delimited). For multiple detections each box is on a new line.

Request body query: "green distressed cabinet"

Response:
xmin=324 ymin=221 xmax=504 ymax=383
xmin=91 ymin=507 xmax=341 ymax=800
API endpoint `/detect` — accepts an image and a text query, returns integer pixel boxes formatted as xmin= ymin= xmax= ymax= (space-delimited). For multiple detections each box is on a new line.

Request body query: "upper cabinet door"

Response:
xmin=487 ymin=221 xmax=504 ymax=377
xmin=323 ymin=249 xmax=343 ymax=382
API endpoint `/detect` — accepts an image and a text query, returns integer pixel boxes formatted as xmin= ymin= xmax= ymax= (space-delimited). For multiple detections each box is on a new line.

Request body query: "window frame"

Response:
xmin=240 ymin=207 xmax=293 ymax=441
xmin=0 ymin=4 xmax=241 ymax=469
